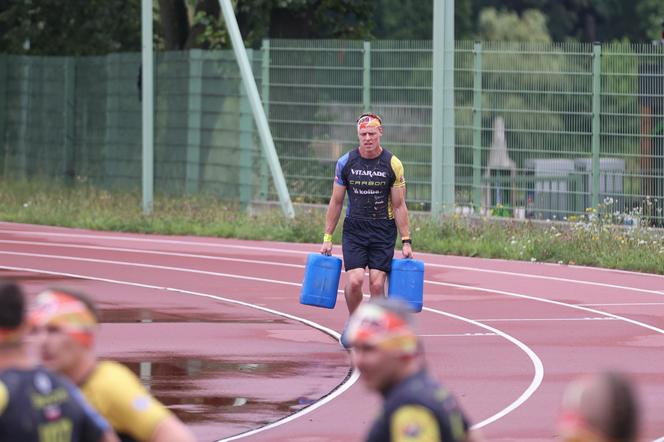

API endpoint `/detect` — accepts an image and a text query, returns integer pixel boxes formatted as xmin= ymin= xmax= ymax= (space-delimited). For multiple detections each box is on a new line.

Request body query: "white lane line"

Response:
xmin=0 ymin=251 xmax=303 ymax=288
xmin=579 ymin=302 xmax=664 ymax=307
xmin=419 ymin=333 xmax=497 ymax=337
xmin=0 ymin=229 xmax=312 ymax=255
xmin=1 ymin=237 xmax=662 ymax=298
xmin=421 ymin=262 xmax=664 ymax=296
xmin=0 ymin=263 xmax=360 ymax=441
xmin=2 ymin=249 xmax=662 ymax=334
xmin=0 ymin=239 xmax=305 ymax=269
xmin=3 ymin=223 xmax=663 ymax=283
xmin=425 ymin=280 xmax=664 ymax=335
xmin=474 ymin=317 xmax=617 ymax=322
xmin=421 ymin=305 xmax=543 ymax=429
xmin=0 ymin=261 xmax=544 ymax=433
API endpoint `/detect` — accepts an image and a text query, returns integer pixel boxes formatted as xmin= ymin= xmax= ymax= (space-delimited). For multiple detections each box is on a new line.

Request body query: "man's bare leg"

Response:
xmin=369 ymin=269 xmax=388 ymax=298
xmin=344 ymin=268 xmax=366 ymax=314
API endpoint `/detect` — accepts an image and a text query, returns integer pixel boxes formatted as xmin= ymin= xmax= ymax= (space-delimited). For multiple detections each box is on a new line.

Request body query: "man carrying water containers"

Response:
xmin=321 ymin=112 xmax=413 ymax=349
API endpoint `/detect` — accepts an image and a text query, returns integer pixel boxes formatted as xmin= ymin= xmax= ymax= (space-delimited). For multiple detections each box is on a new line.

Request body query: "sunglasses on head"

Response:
xmin=356 ymin=113 xmax=383 ymax=125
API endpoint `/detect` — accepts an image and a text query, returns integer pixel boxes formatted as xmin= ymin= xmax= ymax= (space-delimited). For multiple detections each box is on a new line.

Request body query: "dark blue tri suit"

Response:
xmin=0 ymin=367 xmax=110 ymax=442
xmin=335 ymin=147 xmax=406 ymax=273
xmin=366 ymin=370 xmax=470 ymax=442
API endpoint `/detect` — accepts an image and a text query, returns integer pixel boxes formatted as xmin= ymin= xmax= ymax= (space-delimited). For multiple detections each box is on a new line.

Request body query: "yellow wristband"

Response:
xmin=323 ymin=233 xmax=333 ymax=242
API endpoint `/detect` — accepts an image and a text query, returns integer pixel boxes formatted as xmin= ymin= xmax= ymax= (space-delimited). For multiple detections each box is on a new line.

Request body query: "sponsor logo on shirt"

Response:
xmin=351 ymin=169 xmax=387 ymax=178
xmin=353 ymin=188 xmax=382 ymax=195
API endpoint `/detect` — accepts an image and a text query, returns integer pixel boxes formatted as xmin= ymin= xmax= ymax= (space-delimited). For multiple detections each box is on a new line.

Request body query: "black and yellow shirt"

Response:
xmin=0 ymin=367 xmax=108 ymax=442
xmin=81 ymin=361 xmax=171 ymax=442
xmin=366 ymin=370 xmax=470 ymax=442
xmin=335 ymin=148 xmax=406 ymax=220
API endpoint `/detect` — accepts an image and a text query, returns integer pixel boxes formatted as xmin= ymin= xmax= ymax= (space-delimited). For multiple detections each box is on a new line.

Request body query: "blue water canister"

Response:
xmin=300 ymin=254 xmax=342 ymax=309
xmin=388 ymin=258 xmax=424 ymax=312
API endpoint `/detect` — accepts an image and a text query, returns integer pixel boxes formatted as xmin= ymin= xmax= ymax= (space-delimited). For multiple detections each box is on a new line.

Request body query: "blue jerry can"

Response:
xmin=300 ymin=254 xmax=342 ymax=309
xmin=388 ymin=258 xmax=424 ymax=312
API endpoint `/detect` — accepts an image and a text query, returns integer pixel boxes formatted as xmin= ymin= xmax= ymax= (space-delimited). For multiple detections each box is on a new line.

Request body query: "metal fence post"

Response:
xmin=591 ymin=42 xmax=601 ymax=209
xmin=472 ymin=41 xmax=483 ymax=211
xmin=442 ymin=0 xmax=456 ymax=214
xmin=432 ymin=0 xmax=456 ymax=217
xmin=259 ymin=39 xmax=270 ymax=200
xmin=186 ymin=49 xmax=203 ymax=194
xmin=363 ymin=40 xmax=371 ymax=112
xmin=104 ymin=53 xmax=120 ymax=186
xmin=16 ymin=57 xmax=31 ymax=179
xmin=0 ymin=55 xmax=7 ymax=177
xmin=239 ymin=49 xmax=254 ymax=208
xmin=432 ymin=1 xmax=445 ymax=217
xmin=63 ymin=57 xmax=76 ymax=183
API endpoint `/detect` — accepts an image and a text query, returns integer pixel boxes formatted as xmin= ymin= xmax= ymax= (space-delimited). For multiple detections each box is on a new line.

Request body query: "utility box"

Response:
xmin=524 ymin=159 xmax=576 ymax=219
xmin=574 ymin=158 xmax=625 ymax=211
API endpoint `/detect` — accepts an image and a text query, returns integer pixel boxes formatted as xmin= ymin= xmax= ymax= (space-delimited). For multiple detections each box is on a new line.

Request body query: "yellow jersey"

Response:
xmin=81 ymin=361 xmax=171 ymax=442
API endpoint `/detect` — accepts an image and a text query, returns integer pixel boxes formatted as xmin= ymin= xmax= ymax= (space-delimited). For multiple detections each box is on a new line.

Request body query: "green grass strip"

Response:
xmin=1 ymin=179 xmax=662 ymax=274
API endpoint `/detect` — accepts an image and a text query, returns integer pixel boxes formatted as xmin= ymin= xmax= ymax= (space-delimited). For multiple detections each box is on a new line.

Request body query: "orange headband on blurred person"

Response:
xmin=356 ymin=113 xmax=382 ymax=130
xmin=31 ymin=290 xmax=97 ymax=347
xmin=346 ymin=302 xmax=418 ymax=354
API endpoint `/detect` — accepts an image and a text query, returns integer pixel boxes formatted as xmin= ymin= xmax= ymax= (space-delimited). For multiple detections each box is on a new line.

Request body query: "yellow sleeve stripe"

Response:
xmin=390 ymin=405 xmax=440 ymax=442
xmin=0 ymin=380 xmax=8 ymax=416
xmin=391 ymin=155 xmax=406 ymax=188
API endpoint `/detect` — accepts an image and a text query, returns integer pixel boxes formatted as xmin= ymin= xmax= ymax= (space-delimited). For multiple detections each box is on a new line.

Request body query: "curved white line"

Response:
xmin=3 ymin=225 xmax=664 ymax=282
xmin=218 ymin=374 xmax=364 ymax=442
xmin=421 ymin=262 xmax=664 ymax=295
xmin=7 ymin=247 xmax=662 ymax=432
xmin=2 ymin=225 xmax=662 ymax=436
xmin=1 ymin=238 xmax=662 ymax=297
xmin=0 ymin=260 xmax=544 ymax=432
xmin=0 ymin=239 xmax=305 ymax=270
xmin=425 ymin=280 xmax=664 ymax=335
xmin=421 ymin=306 xmax=543 ymax=429
xmin=0 ymin=263 xmax=360 ymax=440
xmin=0 ymin=251 xmax=303 ymax=288
xmin=2 ymin=249 xmax=663 ymax=334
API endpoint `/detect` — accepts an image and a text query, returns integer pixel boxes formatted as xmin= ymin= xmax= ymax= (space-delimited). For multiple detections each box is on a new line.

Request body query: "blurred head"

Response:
xmin=348 ymin=298 xmax=420 ymax=393
xmin=558 ymin=372 xmax=639 ymax=442
xmin=30 ymin=289 xmax=99 ymax=375
xmin=356 ymin=113 xmax=383 ymax=153
xmin=0 ymin=281 xmax=28 ymax=347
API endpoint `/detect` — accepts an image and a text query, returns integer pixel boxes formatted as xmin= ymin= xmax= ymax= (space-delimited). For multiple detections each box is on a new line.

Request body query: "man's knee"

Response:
xmin=346 ymin=270 xmax=365 ymax=291
xmin=369 ymin=279 xmax=385 ymax=295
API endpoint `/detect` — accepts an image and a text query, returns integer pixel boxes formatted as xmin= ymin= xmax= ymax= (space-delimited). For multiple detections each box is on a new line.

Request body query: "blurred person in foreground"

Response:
xmin=31 ymin=288 xmax=196 ymax=442
xmin=0 ymin=281 xmax=118 ymax=442
xmin=347 ymin=298 xmax=481 ymax=442
xmin=558 ymin=371 xmax=639 ymax=442
xmin=320 ymin=112 xmax=413 ymax=349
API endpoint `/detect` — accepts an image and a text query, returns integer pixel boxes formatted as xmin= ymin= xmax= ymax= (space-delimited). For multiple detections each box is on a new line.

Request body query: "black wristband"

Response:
xmin=402 ymin=239 xmax=412 ymax=245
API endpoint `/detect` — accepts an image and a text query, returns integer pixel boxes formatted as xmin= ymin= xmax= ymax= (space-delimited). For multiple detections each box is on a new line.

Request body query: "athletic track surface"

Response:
xmin=0 ymin=222 xmax=662 ymax=441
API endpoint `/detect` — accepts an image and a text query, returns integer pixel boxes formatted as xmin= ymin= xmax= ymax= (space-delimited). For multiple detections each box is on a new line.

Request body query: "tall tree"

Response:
xmin=158 ymin=0 xmax=376 ymax=50
xmin=473 ymin=0 xmax=664 ymax=43
xmin=0 ymin=0 xmax=141 ymax=55
xmin=372 ymin=0 xmax=474 ymax=40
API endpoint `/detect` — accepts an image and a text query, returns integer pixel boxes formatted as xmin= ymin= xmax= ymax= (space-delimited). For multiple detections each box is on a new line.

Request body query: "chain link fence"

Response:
xmin=1 ymin=40 xmax=662 ymax=223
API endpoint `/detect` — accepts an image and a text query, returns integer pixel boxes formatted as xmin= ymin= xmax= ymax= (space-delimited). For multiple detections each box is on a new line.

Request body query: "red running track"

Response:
xmin=0 ymin=221 xmax=662 ymax=441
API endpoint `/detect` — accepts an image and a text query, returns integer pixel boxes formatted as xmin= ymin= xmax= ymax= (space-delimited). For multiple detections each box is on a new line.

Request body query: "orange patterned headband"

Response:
xmin=357 ymin=113 xmax=382 ymax=129
xmin=346 ymin=302 xmax=417 ymax=354
xmin=30 ymin=290 xmax=97 ymax=347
